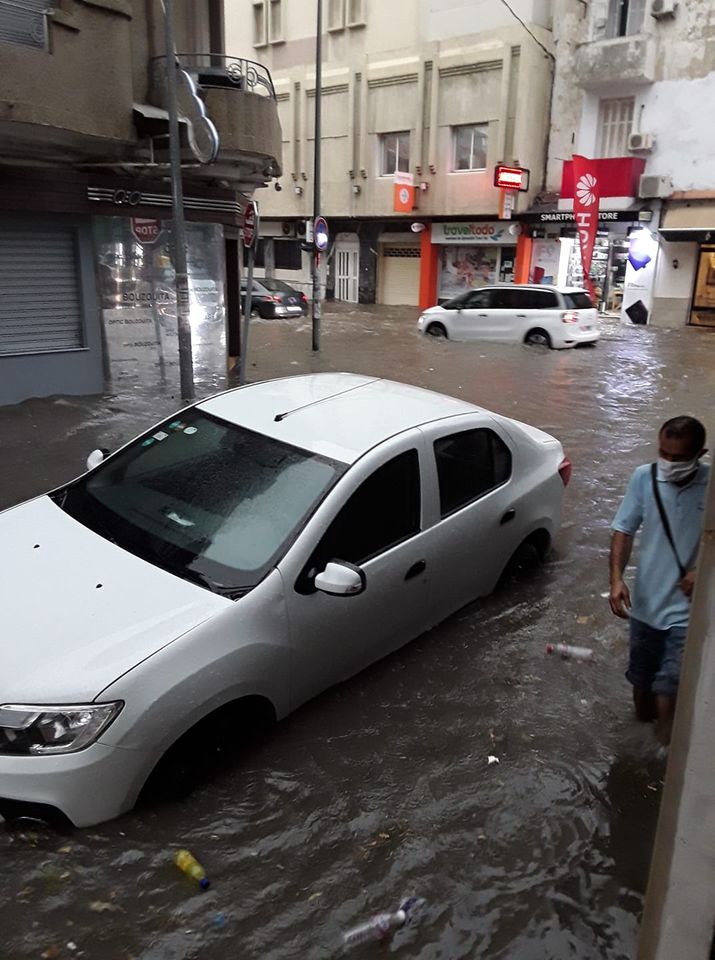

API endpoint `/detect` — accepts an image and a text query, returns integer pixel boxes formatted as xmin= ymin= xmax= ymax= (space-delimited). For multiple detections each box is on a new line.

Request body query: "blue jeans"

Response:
xmin=626 ymin=617 xmax=687 ymax=698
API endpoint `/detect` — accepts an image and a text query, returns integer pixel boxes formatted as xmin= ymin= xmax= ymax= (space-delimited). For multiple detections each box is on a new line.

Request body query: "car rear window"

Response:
xmin=563 ymin=292 xmax=594 ymax=309
xmin=260 ymin=278 xmax=296 ymax=293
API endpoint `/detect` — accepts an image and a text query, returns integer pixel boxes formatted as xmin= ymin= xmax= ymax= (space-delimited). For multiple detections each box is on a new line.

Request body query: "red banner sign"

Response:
xmin=571 ymin=155 xmax=600 ymax=301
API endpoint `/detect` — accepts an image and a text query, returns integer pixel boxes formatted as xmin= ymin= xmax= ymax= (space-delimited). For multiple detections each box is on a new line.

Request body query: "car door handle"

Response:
xmin=500 ymin=508 xmax=516 ymax=525
xmin=516 ymin=313 xmax=527 ymax=318
xmin=405 ymin=559 xmax=426 ymax=580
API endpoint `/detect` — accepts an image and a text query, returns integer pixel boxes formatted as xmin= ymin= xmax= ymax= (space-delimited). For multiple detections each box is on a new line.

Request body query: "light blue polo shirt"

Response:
xmin=612 ymin=462 xmax=709 ymax=629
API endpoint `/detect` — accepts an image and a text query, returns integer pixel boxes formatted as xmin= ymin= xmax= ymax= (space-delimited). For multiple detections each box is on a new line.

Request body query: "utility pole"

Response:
xmin=310 ymin=0 xmax=323 ymax=352
xmin=163 ymin=0 xmax=194 ymax=400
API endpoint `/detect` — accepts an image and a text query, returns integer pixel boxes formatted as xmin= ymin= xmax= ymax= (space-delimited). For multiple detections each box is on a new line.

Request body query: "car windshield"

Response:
xmin=54 ymin=410 xmax=346 ymax=596
xmin=259 ymin=278 xmax=297 ymax=294
xmin=563 ymin=291 xmax=594 ymax=309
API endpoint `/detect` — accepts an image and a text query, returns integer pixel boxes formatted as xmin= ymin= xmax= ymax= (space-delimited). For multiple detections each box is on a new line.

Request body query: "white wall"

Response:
xmin=640 ymin=73 xmax=715 ymax=192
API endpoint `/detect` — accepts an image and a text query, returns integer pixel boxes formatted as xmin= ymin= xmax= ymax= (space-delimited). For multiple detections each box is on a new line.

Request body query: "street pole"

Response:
xmin=162 ymin=0 xmax=194 ymax=401
xmin=239 ymin=245 xmax=256 ymax=386
xmin=310 ymin=0 xmax=322 ymax=352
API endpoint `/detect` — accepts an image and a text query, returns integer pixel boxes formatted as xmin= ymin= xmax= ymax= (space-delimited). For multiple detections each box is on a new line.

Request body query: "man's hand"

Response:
xmin=609 ymin=578 xmax=631 ymax=619
xmin=679 ymin=568 xmax=697 ymax=599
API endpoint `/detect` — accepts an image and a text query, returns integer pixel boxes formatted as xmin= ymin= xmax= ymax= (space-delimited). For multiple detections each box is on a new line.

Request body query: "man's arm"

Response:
xmin=609 ymin=530 xmax=634 ymax=619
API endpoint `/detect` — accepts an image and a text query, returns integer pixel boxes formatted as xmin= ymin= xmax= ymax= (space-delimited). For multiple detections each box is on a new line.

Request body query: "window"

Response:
xmin=304 ymin=450 xmax=421 ymax=576
xmin=253 ymin=0 xmax=267 ymax=46
xmin=0 ymin=0 xmax=50 ymax=50
xmin=605 ymin=0 xmax=646 ymax=38
xmin=269 ymin=0 xmax=283 ymax=42
xmin=464 ymin=289 xmax=492 ymax=309
xmin=347 ymin=0 xmax=365 ymax=26
xmin=563 ymin=291 xmax=594 ymax=309
xmin=452 ymin=125 xmax=488 ymax=172
xmin=434 ymin=429 xmax=512 ymax=517
xmin=598 ymin=97 xmax=634 ymax=157
xmin=328 ymin=0 xmax=345 ymax=30
xmin=380 ymin=132 xmax=410 ymax=177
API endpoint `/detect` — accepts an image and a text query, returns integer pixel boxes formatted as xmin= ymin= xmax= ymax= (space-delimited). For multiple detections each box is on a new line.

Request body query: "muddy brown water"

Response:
xmin=1 ymin=306 xmax=713 ymax=959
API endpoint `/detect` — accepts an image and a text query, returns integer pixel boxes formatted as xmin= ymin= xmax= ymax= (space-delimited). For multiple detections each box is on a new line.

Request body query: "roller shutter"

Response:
xmin=379 ymin=244 xmax=420 ymax=306
xmin=0 ymin=223 xmax=84 ymax=356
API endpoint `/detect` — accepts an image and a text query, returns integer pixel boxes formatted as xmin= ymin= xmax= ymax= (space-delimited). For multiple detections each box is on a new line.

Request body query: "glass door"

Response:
xmin=691 ymin=246 xmax=715 ymax=327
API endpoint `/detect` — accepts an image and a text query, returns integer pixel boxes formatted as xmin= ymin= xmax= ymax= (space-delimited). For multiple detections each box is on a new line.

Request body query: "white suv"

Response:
xmin=418 ymin=285 xmax=599 ymax=349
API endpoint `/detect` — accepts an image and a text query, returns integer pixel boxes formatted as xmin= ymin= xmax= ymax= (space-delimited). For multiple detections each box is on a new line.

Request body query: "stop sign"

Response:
xmin=243 ymin=201 xmax=259 ymax=249
xmin=131 ymin=217 xmax=161 ymax=245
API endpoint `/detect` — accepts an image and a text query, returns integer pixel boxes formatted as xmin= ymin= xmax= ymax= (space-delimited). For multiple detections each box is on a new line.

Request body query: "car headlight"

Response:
xmin=0 ymin=702 xmax=123 ymax=756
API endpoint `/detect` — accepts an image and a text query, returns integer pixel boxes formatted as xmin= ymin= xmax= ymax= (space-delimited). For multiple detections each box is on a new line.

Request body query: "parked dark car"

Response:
xmin=240 ymin=278 xmax=308 ymax=319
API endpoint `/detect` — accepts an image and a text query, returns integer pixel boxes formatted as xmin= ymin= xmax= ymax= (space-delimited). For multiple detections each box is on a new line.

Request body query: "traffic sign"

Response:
xmin=314 ymin=216 xmax=329 ymax=251
xmin=243 ymin=201 xmax=259 ymax=249
xmin=131 ymin=217 xmax=162 ymax=245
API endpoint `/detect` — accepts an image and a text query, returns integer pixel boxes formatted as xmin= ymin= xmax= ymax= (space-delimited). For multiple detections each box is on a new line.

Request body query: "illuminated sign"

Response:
xmin=494 ymin=165 xmax=530 ymax=192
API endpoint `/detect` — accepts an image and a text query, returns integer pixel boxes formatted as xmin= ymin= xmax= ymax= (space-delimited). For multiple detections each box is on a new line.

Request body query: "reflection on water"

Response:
xmin=1 ymin=306 xmax=713 ymax=958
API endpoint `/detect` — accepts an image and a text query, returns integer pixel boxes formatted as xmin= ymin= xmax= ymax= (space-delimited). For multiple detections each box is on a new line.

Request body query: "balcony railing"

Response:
xmin=0 ymin=0 xmax=50 ymax=50
xmin=151 ymin=54 xmax=276 ymax=100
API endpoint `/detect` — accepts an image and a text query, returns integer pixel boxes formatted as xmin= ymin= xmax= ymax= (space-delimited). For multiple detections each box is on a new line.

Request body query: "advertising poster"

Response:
xmin=439 ymin=246 xmax=498 ymax=298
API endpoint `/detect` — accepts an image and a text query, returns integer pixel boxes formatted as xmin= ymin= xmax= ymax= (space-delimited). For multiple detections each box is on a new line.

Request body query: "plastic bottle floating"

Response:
xmin=174 ymin=849 xmax=210 ymax=890
xmin=343 ymin=897 xmax=425 ymax=948
xmin=545 ymin=642 xmax=594 ymax=661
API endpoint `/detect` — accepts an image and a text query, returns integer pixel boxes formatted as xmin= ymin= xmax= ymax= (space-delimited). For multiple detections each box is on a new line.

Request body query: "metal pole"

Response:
xmin=310 ymin=0 xmax=323 ymax=352
xmin=163 ymin=0 xmax=194 ymax=401
xmin=238 ymin=245 xmax=255 ymax=386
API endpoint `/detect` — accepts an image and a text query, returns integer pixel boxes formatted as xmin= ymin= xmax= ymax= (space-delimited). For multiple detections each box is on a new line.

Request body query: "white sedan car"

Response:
xmin=418 ymin=284 xmax=599 ymax=349
xmin=0 ymin=374 xmax=570 ymax=826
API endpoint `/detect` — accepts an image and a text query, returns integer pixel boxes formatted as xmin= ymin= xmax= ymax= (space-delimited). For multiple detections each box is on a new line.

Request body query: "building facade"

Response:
xmin=0 ymin=0 xmax=281 ymax=404
xmin=545 ymin=0 xmax=715 ymax=328
xmin=225 ymin=0 xmax=556 ymax=308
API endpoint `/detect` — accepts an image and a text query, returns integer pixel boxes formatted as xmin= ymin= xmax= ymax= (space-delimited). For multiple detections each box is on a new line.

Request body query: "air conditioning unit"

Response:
xmin=629 ymin=131 xmax=655 ymax=152
xmin=639 ymin=174 xmax=672 ymax=199
xmin=651 ymin=0 xmax=677 ymax=19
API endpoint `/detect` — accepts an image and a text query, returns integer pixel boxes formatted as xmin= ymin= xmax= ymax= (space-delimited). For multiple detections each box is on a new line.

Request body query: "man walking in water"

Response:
xmin=609 ymin=416 xmax=709 ymax=746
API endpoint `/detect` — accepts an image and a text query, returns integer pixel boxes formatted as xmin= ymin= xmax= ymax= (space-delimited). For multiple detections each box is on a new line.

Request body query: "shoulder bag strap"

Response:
xmin=650 ymin=463 xmax=687 ymax=579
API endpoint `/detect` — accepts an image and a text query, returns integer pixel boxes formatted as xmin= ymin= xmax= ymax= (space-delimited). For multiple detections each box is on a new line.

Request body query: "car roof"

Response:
xmin=465 ymin=284 xmax=587 ymax=293
xmin=199 ymin=373 xmax=483 ymax=464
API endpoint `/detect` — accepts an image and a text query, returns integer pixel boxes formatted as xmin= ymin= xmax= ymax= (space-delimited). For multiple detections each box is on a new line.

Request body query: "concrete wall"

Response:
xmin=226 ymin=2 xmax=555 ymax=220
xmin=0 ymin=0 xmax=135 ymax=151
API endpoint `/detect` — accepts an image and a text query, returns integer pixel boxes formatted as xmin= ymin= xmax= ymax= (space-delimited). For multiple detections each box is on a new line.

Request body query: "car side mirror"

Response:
xmin=314 ymin=560 xmax=366 ymax=597
xmin=86 ymin=448 xmax=109 ymax=471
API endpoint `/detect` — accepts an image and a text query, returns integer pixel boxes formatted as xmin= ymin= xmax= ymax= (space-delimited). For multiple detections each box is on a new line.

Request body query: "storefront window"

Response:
xmin=93 ymin=217 xmax=227 ymax=391
xmin=691 ymin=246 xmax=715 ymax=327
xmin=439 ymin=245 xmax=498 ymax=299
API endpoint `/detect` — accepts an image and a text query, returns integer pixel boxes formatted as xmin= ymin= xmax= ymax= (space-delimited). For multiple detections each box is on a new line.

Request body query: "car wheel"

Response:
xmin=250 ymin=307 xmax=261 ymax=319
xmin=426 ymin=322 xmax=448 ymax=339
xmin=497 ymin=531 xmax=551 ymax=588
xmin=525 ymin=329 xmax=552 ymax=348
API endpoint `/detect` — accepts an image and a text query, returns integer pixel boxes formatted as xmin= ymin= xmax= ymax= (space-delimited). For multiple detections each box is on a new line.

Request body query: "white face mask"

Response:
xmin=657 ymin=457 xmax=700 ymax=483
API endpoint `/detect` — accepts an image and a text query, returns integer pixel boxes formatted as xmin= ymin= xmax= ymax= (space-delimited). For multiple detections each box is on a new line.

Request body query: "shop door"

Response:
xmin=691 ymin=246 xmax=715 ymax=327
xmin=335 ymin=244 xmax=359 ymax=303
xmin=379 ymin=245 xmax=420 ymax=305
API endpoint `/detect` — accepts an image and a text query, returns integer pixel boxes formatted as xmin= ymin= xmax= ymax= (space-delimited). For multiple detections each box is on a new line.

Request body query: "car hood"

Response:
xmin=0 ymin=497 xmax=230 ymax=703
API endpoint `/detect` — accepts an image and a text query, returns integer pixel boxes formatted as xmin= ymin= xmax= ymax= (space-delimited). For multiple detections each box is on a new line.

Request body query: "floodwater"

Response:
xmin=1 ymin=306 xmax=713 ymax=960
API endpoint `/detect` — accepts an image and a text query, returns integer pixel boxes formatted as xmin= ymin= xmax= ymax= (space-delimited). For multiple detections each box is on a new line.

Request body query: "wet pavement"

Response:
xmin=1 ymin=305 xmax=714 ymax=960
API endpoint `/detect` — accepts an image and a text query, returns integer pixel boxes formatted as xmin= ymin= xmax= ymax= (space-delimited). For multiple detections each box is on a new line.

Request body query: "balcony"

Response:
xmin=575 ymin=35 xmax=656 ymax=91
xmin=147 ymin=54 xmax=283 ymax=190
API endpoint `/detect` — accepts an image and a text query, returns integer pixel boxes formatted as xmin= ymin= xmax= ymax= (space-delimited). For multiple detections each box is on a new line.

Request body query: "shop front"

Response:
xmin=659 ymin=204 xmax=715 ymax=328
xmin=0 ymin=168 xmax=241 ymax=404
xmin=519 ymin=210 xmax=653 ymax=316
xmin=428 ymin=221 xmax=520 ymax=304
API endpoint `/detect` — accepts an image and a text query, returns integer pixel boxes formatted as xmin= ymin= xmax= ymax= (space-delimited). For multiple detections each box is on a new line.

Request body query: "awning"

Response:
xmin=659 ymin=204 xmax=715 ymax=242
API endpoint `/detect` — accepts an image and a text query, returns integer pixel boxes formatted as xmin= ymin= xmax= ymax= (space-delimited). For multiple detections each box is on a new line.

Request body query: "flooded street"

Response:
xmin=1 ymin=307 xmax=713 ymax=960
